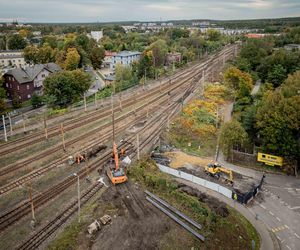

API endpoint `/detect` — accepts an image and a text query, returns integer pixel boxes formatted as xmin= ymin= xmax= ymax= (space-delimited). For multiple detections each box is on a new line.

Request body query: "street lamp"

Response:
xmin=73 ymin=173 xmax=81 ymax=223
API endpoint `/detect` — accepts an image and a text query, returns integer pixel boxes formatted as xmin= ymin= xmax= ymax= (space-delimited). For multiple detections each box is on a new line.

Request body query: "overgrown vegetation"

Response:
xmin=167 ymin=83 xmax=230 ymax=157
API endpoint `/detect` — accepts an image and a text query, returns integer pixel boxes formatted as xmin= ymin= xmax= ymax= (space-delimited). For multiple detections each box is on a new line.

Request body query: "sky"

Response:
xmin=0 ymin=0 xmax=300 ymax=23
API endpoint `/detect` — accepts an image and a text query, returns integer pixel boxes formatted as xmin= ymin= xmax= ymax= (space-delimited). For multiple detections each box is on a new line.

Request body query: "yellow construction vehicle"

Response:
xmin=106 ymin=142 xmax=128 ymax=185
xmin=204 ymin=163 xmax=233 ymax=183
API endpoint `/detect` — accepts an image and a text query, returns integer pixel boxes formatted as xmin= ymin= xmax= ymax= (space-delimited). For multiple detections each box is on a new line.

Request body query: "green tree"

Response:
xmin=37 ymin=44 xmax=56 ymax=64
xmin=206 ymin=29 xmax=221 ymax=41
xmin=75 ymin=34 xmax=90 ymax=51
xmin=44 ymin=70 xmax=91 ymax=107
xmin=64 ymin=48 xmax=80 ymax=70
xmin=90 ymin=46 xmax=105 ymax=69
xmin=8 ymin=34 xmax=27 ymax=50
xmin=219 ymin=120 xmax=248 ymax=159
xmin=224 ymin=66 xmax=253 ymax=99
xmin=114 ymin=64 xmax=136 ymax=91
xmin=147 ymin=39 xmax=168 ymax=67
xmin=267 ymin=64 xmax=287 ymax=87
xmin=256 ymin=71 xmax=300 ymax=169
xmin=12 ymin=92 xmax=21 ymax=109
xmin=31 ymin=93 xmax=44 ymax=108
xmin=138 ymin=52 xmax=154 ymax=79
xmin=24 ymin=45 xmax=39 ymax=64
xmin=42 ymin=35 xmax=58 ymax=49
xmin=0 ymin=37 xmax=6 ymax=50
xmin=239 ymin=39 xmax=273 ymax=70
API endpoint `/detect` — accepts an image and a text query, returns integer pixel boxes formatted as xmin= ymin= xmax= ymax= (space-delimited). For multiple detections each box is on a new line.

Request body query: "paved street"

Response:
xmin=218 ymin=154 xmax=300 ymax=250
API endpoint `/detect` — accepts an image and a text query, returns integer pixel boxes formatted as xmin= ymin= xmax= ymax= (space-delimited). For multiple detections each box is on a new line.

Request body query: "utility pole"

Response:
xmin=119 ymin=93 xmax=122 ymax=111
xmin=136 ymin=133 xmax=140 ymax=160
xmin=60 ymin=123 xmax=66 ymax=151
xmin=111 ymin=94 xmax=115 ymax=144
xmin=2 ymin=115 xmax=7 ymax=142
xmin=94 ymin=92 xmax=97 ymax=109
xmin=29 ymin=181 xmax=36 ymax=223
xmin=8 ymin=115 xmax=12 ymax=136
xmin=22 ymin=113 xmax=26 ymax=134
xmin=43 ymin=114 xmax=48 ymax=140
xmin=83 ymin=93 xmax=87 ymax=112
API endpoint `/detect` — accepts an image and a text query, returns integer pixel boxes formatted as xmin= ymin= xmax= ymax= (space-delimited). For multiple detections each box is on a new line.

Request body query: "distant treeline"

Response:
xmin=1 ymin=17 xmax=300 ymax=34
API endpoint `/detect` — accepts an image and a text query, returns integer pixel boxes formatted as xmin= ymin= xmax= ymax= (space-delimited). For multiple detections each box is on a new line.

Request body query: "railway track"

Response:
xmin=0 ymin=45 xmax=236 ymax=235
xmin=0 ymin=75 xmax=191 ymax=177
xmin=15 ymin=182 xmax=103 ymax=250
xmin=0 ymin=95 xmax=179 ymax=233
xmin=0 ymin=56 xmax=206 ymax=157
xmin=0 ymin=45 xmax=236 ymax=193
xmin=14 ymin=108 xmax=172 ymax=249
xmin=0 ymin=44 xmax=235 ymax=158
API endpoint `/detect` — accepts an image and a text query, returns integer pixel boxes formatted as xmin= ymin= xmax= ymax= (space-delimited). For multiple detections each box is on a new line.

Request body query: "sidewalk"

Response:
xmin=175 ymin=178 xmax=278 ymax=250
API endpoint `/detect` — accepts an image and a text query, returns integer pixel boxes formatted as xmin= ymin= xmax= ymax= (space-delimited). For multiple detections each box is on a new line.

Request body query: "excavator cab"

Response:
xmin=106 ymin=142 xmax=128 ymax=185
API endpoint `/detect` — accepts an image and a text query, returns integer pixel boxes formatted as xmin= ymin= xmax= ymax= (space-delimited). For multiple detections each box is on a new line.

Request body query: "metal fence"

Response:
xmin=157 ymin=164 xmax=233 ymax=199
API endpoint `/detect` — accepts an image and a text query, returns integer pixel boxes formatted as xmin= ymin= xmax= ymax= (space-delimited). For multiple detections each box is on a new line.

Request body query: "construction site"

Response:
xmin=0 ymin=44 xmax=261 ymax=250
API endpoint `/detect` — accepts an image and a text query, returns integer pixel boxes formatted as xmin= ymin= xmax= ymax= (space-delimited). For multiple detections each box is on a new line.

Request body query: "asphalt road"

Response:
xmin=218 ymin=155 xmax=300 ymax=250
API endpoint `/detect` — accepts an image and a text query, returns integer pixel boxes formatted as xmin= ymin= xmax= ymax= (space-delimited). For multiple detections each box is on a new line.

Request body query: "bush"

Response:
xmin=31 ymin=93 xmax=44 ymax=108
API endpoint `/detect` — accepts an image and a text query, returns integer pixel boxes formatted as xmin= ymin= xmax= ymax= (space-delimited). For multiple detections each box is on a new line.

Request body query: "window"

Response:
xmin=18 ymin=96 xmax=21 ymax=99
xmin=262 ymin=155 xmax=266 ymax=158
xmin=17 ymin=85 xmax=19 ymax=90
xmin=42 ymin=74 xmax=45 ymax=78
xmin=10 ymin=84 xmax=12 ymax=88
xmin=27 ymin=94 xmax=31 ymax=99
xmin=6 ymin=83 xmax=8 ymax=88
xmin=27 ymin=85 xmax=29 ymax=90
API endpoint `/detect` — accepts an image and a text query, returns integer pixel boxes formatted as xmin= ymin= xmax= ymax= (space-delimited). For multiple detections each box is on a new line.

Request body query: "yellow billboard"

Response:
xmin=257 ymin=152 xmax=283 ymax=167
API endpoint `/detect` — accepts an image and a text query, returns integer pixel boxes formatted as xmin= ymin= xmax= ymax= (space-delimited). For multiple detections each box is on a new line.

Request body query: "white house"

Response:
xmin=0 ymin=50 xmax=26 ymax=68
xmin=91 ymin=31 xmax=103 ymax=42
xmin=110 ymin=51 xmax=141 ymax=70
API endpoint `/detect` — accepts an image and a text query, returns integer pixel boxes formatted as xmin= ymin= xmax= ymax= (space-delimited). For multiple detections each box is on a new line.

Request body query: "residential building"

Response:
xmin=284 ymin=44 xmax=300 ymax=51
xmin=110 ymin=51 xmax=141 ymax=70
xmin=166 ymin=52 xmax=182 ymax=65
xmin=0 ymin=50 xmax=26 ymax=68
xmin=2 ymin=63 xmax=61 ymax=101
xmin=90 ymin=31 xmax=103 ymax=42
xmin=103 ymin=51 xmax=117 ymax=67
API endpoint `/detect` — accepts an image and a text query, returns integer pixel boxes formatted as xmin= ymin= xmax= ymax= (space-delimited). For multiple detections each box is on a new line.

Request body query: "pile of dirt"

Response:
xmin=165 ymin=151 xmax=212 ymax=169
xmin=178 ymin=184 xmax=229 ymax=218
xmin=90 ymin=181 xmax=176 ymax=250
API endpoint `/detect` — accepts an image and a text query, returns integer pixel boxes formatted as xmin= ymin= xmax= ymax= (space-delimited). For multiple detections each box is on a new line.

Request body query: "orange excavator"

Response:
xmin=106 ymin=142 xmax=128 ymax=185
xmin=106 ymin=94 xmax=128 ymax=185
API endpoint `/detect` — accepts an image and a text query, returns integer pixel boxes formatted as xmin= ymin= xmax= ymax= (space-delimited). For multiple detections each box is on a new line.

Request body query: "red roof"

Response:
xmin=105 ymin=51 xmax=117 ymax=56
xmin=245 ymin=33 xmax=265 ymax=39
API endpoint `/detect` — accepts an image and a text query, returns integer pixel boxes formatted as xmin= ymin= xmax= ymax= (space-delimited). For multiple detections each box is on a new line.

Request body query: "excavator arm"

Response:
xmin=113 ymin=142 xmax=119 ymax=170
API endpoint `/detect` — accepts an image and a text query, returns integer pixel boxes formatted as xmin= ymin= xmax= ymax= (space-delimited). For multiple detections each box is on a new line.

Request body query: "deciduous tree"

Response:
xmin=219 ymin=120 xmax=248 ymax=159
xmin=8 ymin=34 xmax=27 ymax=50
xmin=224 ymin=66 xmax=253 ymax=99
xmin=64 ymin=48 xmax=80 ymax=70
xmin=44 ymin=70 xmax=91 ymax=107
xmin=90 ymin=46 xmax=105 ymax=69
